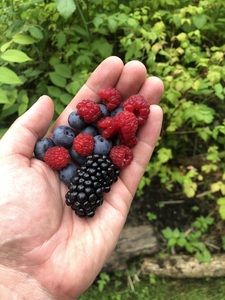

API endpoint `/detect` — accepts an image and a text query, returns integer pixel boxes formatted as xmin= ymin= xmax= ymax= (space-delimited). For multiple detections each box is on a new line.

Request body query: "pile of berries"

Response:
xmin=34 ymin=87 xmax=150 ymax=218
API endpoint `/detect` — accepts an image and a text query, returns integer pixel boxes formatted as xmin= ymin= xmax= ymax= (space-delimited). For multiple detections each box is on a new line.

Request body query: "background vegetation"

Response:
xmin=1 ymin=0 xmax=225 ymax=298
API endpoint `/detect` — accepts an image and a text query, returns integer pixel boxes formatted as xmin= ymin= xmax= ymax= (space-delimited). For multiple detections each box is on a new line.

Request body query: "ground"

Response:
xmin=126 ymin=178 xmax=224 ymax=253
xmin=79 ymin=179 xmax=225 ymax=300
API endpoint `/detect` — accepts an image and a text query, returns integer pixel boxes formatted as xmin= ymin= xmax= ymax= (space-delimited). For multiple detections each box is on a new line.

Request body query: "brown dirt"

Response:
xmin=126 ymin=178 xmax=223 ymax=253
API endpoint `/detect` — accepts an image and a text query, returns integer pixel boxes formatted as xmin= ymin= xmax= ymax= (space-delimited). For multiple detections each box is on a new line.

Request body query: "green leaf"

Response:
xmin=55 ymin=101 xmax=64 ymax=115
xmin=157 ymin=148 xmax=173 ymax=163
xmin=54 ymin=64 xmax=71 ymax=78
xmin=0 ymin=89 xmax=10 ymax=104
xmin=47 ymin=86 xmax=62 ymax=98
xmin=1 ymin=41 xmax=13 ymax=52
xmin=55 ymin=31 xmax=67 ymax=49
xmin=196 ymin=127 xmax=212 ymax=142
xmin=1 ymin=50 xmax=32 ymax=63
xmin=107 ymin=17 xmax=118 ymax=33
xmin=49 ymin=56 xmax=61 ymax=67
xmin=183 ymin=181 xmax=197 ymax=198
xmin=177 ymin=237 xmax=186 ymax=247
xmin=192 ymin=14 xmax=207 ymax=29
xmin=0 ymin=103 xmax=19 ymax=120
xmin=162 ymin=227 xmax=173 ymax=239
xmin=49 ymin=72 xmax=66 ymax=88
xmin=0 ymin=67 xmax=22 ymax=85
xmin=12 ymin=34 xmax=37 ymax=45
xmin=217 ymin=197 xmax=225 ymax=206
xmin=195 ymin=249 xmax=211 ymax=263
xmin=219 ymin=205 xmax=225 ymax=220
xmin=173 ymin=15 xmax=181 ymax=27
xmin=93 ymin=15 xmax=105 ymax=28
xmin=168 ymin=237 xmax=177 ymax=247
xmin=60 ymin=93 xmax=72 ymax=105
xmin=92 ymin=38 xmax=113 ymax=57
xmin=184 ymin=104 xmax=215 ymax=125
xmin=214 ymin=83 xmax=224 ymax=100
xmin=18 ymin=103 xmax=28 ymax=115
xmin=56 ymin=0 xmax=76 ymax=19
xmin=28 ymin=26 xmax=44 ymax=40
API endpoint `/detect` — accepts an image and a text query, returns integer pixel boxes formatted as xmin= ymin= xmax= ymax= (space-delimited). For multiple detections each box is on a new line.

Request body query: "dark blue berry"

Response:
xmin=110 ymin=107 xmax=123 ymax=117
xmin=52 ymin=125 xmax=75 ymax=149
xmin=80 ymin=126 xmax=98 ymax=136
xmin=93 ymin=135 xmax=112 ymax=155
xmin=59 ymin=163 xmax=77 ymax=185
xmin=99 ymin=104 xmax=109 ymax=118
xmin=69 ymin=147 xmax=87 ymax=165
xmin=68 ymin=110 xmax=86 ymax=131
xmin=34 ymin=138 xmax=55 ymax=161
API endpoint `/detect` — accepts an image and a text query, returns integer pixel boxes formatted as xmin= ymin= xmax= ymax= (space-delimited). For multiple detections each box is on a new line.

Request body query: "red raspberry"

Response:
xmin=109 ymin=145 xmax=133 ymax=168
xmin=118 ymin=133 xmax=138 ymax=148
xmin=44 ymin=146 xmax=70 ymax=170
xmin=72 ymin=133 xmax=94 ymax=156
xmin=114 ymin=110 xmax=138 ymax=140
xmin=97 ymin=116 xmax=119 ymax=139
xmin=99 ymin=87 xmax=122 ymax=111
xmin=77 ymin=99 xmax=101 ymax=123
xmin=123 ymin=94 xmax=150 ymax=125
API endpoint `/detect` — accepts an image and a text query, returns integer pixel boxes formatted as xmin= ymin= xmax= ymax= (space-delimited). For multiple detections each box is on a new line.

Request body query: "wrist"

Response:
xmin=0 ymin=265 xmax=54 ymax=299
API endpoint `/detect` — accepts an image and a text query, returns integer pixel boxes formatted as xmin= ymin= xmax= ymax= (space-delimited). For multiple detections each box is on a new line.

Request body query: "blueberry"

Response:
xmin=110 ymin=107 xmax=123 ymax=117
xmin=52 ymin=125 xmax=75 ymax=149
xmin=59 ymin=163 xmax=77 ymax=185
xmin=93 ymin=135 xmax=112 ymax=155
xmin=34 ymin=138 xmax=55 ymax=161
xmin=99 ymin=104 xmax=109 ymax=118
xmin=69 ymin=147 xmax=87 ymax=165
xmin=68 ymin=110 xmax=86 ymax=131
xmin=80 ymin=126 xmax=98 ymax=136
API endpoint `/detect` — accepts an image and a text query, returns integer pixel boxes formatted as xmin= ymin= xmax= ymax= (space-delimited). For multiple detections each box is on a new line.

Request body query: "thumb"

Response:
xmin=0 ymin=95 xmax=54 ymax=159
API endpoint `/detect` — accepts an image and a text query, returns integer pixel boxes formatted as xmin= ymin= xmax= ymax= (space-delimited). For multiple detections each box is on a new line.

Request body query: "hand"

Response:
xmin=0 ymin=56 xmax=163 ymax=299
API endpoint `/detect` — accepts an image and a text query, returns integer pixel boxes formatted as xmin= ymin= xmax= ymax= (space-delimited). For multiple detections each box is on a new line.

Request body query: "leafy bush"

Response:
xmin=162 ymin=216 xmax=214 ymax=262
xmin=1 ymin=0 xmax=225 ymax=258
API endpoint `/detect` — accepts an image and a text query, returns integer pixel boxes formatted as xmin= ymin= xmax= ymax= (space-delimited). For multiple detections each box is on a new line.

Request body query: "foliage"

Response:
xmin=1 ymin=0 xmax=225 ymax=260
xmin=79 ymin=268 xmax=225 ymax=300
xmin=162 ymin=216 xmax=214 ymax=262
xmin=96 ymin=272 xmax=110 ymax=293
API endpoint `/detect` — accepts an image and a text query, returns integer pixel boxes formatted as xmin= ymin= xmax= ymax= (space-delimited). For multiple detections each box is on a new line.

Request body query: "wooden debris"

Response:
xmin=103 ymin=225 xmax=160 ymax=272
xmin=142 ymin=254 xmax=225 ymax=278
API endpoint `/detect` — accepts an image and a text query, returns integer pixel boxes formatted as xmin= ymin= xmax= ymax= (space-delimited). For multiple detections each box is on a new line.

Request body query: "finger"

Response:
xmin=51 ymin=56 xmax=124 ymax=132
xmin=115 ymin=60 xmax=147 ymax=99
xmin=0 ymin=95 xmax=54 ymax=158
xmin=94 ymin=105 xmax=163 ymax=243
xmin=138 ymin=76 xmax=164 ymax=105
xmin=50 ymin=57 xmax=149 ymax=133
xmin=119 ymin=104 xmax=163 ymax=199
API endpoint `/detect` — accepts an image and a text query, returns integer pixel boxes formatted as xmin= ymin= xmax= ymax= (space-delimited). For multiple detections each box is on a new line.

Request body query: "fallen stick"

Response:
xmin=103 ymin=225 xmax=160 ymax=272
xmin=142 ymin=254 xmax=225 ymax=278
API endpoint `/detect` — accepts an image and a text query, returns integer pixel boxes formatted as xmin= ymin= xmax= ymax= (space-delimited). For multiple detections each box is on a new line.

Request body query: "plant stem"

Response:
xmin=74 ymin=0 xmax=89 ymax=38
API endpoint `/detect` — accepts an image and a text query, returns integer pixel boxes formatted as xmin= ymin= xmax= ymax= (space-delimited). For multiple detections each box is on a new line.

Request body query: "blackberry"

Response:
xmin=65 ymin=154 xmax=120 ymax=218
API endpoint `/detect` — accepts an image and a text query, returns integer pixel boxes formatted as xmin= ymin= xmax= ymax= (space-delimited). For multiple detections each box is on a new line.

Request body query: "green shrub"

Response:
xmin=1 ymin=0 xmax=225 ymax=258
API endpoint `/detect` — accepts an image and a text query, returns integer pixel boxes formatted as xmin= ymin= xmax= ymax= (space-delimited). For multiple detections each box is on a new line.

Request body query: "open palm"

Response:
xmin=0 ymin=56 xmax=163 ymax=299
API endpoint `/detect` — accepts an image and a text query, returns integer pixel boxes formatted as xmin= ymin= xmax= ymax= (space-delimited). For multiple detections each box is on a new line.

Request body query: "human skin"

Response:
xmin=0 ymin=56 xmax=164 ymax=299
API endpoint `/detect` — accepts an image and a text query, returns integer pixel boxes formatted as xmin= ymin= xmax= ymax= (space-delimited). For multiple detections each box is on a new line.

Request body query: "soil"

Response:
xmin=125 ymin=178 xmax=224 ymax=253
xmin=127 ymin=178 xmax=201 ymax=229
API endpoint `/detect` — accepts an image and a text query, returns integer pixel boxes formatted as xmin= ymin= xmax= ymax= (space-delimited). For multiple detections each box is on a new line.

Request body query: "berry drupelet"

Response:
xmin=65 ymin=154 xmax=120 ymax=218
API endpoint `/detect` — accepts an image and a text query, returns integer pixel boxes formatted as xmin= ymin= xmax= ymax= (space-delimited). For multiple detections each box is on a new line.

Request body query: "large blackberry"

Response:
xmin=65 ymin=154 xmax=120 ymax=218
